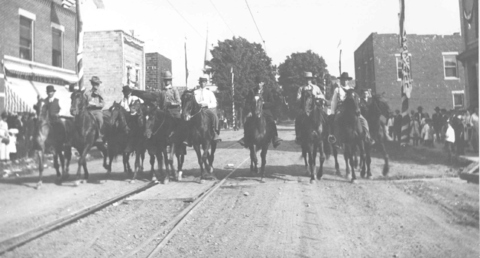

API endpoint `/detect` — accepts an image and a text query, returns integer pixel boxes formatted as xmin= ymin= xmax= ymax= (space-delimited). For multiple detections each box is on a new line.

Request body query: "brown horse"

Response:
xmin=69 ymin=90 xmax=109 ymax=185
xmin=330 ymin=89 xmax=366 ymax=183
xmin=298 ymin=90 xmax=330 ymax=183
xmin=243 ymin=93 xmax=274 ymax=182
xmin=360 ymin=94 xmax=390 ymax=177
xmin=105 ymin=102 xmax=131 ymax=176
xmin=33 ymin=98 xmax=73 ymax=189
xmin=181 ymin=90 xmax=217 ymax=183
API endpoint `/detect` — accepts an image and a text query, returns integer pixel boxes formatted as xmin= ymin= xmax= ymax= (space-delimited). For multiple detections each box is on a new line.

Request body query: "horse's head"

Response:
xmin=249 ymin=92 xmax=263 ymax=118
xmin=70 ymin=89 xmax=87 ymax=116
xmin=301 ymin=89 xmax=315 ymax=116
xmin=144 ymin=108 xmax=165 ymax=139
xmin=370 ymin=94 xmax=390 ymax=118
xmin=130 ymin=99 xmax=145 ymax=126
xmin=181 ymin=90 xmax=200 ymax=121
xmin=109 ymin=101 xmax=130 ymax=134
xmin=344 ymin=89 xmax=361 ymax=116
xmin=35 ymin=98 xmax=48 ymax=120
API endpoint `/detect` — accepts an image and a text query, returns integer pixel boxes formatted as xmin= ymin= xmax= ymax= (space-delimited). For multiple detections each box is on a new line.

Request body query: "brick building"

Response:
xmin=354 ymin=33 xmax=466 ymax=113
xmin=457 ymin=0 xmax=478 ymax=109
xmin=0 ymin=0 xmax=77 ymax=115
xmin=145 ymin=52 xmax=171 ymax=91
xmin=83 ymin=30 xmax=145 ymax=108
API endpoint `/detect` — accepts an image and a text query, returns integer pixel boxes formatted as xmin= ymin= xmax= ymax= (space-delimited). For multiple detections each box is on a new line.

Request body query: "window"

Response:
xmin=396 ymin=54 xmax=412 ymax=81
xmin=443 ymin=52 xmax=459 ymax=79
xmin=19 ymin=16 xmax=33 ymax=61
xmin=452 ymin=90 xmax=465 ymax=109
xmin=52 ymin=27 xmax=63 ymax=67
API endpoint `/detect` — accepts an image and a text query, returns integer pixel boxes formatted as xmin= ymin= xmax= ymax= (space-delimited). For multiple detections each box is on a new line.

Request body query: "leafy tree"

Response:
xmin=278 ymin=50 xmax=330 ymax=116
xmin=206 ymin=37 xmax=277 ymax=119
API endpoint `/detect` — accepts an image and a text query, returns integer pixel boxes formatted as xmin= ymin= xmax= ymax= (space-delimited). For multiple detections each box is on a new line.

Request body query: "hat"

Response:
xmin=303 ymin=72 xmax=314 ymax=78
xmin=199 ymin=76 xmax=208 ymax=82
xmin=338 ymin=72 xmax=352 ymax=81
xmin=122 ymin=85 xmax=132 ymax=93
xmin=163 ymin=71 xmax=173 ymax=80
xmin=434 ymin=106 xmax=440 ymax=111
xmin=90 ymin=76 xmax=102 ymax=84
xmin=46 ymin=85 xmax=56 ymax=93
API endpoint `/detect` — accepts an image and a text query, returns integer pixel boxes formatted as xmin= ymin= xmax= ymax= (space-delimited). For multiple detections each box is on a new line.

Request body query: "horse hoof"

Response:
xmin=74 ymin=181 xmax=80 ymax=187
xmin=130 ymin=179 xmax=136 ymax=184
xmin=366 ymin=175 xmax=372 ymax=180
xmin=178 ymin=172 xmax=183 ymax=181
xmin=200 ymin=179 xmax=205 ymax=184
xmin=163 ymin=178 xmax=169 ymax=185
xmin=55 ymin=178 xmax=62 ymax=185
xmin=35 ymin=182 xmax=43 ymax=190
xmin=351 ymin=179 xmax=357 ymax=184
xmin=310 ymin=179 xmax=316 ymax=184
xmin=152 ymin=179 xmax=159 ymax=184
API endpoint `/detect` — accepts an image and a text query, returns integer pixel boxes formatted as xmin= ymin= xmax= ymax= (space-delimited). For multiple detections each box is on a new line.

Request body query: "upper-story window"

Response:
xmin=52 ymin=24 xmax=64 ymax=68
xmin=395 ymin=54 xmax=412 ymax=81
xmin=19 ymin=16 xmax=34 ymax=61
xmin=442 ymin=52 xmax=459 ymax=79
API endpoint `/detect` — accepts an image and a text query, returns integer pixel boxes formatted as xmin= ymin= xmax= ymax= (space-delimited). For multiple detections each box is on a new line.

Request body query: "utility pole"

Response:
xmin=398 ymin=0 xmax=412 ymax=146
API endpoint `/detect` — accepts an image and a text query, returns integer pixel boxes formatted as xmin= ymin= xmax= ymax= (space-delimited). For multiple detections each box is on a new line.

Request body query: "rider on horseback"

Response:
xmin=162 ymin=71 xmax=183 ymax=143
xmin=119 ymin=85 xmax=142 ymax=112
xmin=44 ymin=85 xmax=61 ymax=120
xmin=329 ymin=72 xmax=374 ymax=145
xmin=237 ymin=76 xmax=283 ymax=148
xmin=295 ymin=71 xmax=326 ymax=144
xmin=85 ymin=76 xmax=105 ymax=143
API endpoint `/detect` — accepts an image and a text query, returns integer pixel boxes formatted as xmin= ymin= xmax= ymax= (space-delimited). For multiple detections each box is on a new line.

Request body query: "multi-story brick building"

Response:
xmin=145 ymin=52 xmax=171 ymax=91
xmin=354 ymin=33 xmax=466 ymax=113
xmin=458 ymin=0 xmax=478 ymax=109
xmin=83 ymin=30 xmax=145 ymax=108
xmin=0 ymin=0 xmax=77 ymax=115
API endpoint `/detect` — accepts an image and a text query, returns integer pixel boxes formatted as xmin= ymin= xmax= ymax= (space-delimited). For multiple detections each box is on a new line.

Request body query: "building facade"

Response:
xmin=83 ymin=30 xmax=145 ymax=108
xmin=354 ymin=33 xmax=466 ymax=113
xmin=145 ymin=52 xmax=171 ymax=91
xmin=457 ymin=0 xmax=478 ymax=109
xmin=0 ymin=0 xmax=77 ymax=115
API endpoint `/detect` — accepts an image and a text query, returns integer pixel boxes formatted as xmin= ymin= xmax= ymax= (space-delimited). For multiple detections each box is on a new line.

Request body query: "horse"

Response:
xmin=298 ymin=90 xmax=330 ymax=183
xmin=243 ymin=92 xmax=274 ymax=182
xmin=105 ymin=101 xmax=131 ymax=176
xmin=330 ymin=89 xmax=366 ymax=183
xmin=32 ymin=98 xmax=73 ymax=189
xmin=360 ymin=94 xmax=390 ymax=177
xmin=181 ymin=90 xmax=217 ymax=183
xmin=69 ymin=89 xmax=109 ymax=185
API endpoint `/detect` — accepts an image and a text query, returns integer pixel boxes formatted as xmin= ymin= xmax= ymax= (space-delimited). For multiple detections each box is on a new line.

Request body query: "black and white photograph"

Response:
xmin=0 ymin=0 xmax=478 ymax=257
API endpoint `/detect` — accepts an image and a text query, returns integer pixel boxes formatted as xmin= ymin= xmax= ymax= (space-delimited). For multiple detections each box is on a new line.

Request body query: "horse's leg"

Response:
xmin=366 ymin=143 xmax=373 ymax=179
xmin=351 ymin=141 xmax=363 ymax=183
xmin=344 ymin=144 xmax=350 ymax=180
xmin=95 ymin=142 xmax=110 ymax=171
xmin=360 ymin=142 xmax=367 ymax=179
xmin=169 ymin=144 xmax=178 ymax=181
xmin=156 ymin=148 xmax=166 ymax=184
xmin=260 ymin=145 xmax=268 ymax=182
xmin=64 ymin=146 xmax=72 ymax=179
xmin=249 ymin=145 xmax=258 ymax=174
xmin=302 ymin=148 xmax=309 ymax=176
xmin=377 ymin=140 xmax=389 ymax=176
xmin=208 ymin=141 xmax=217 ymax=174
xmin=332 ymin=144 xmax=341 ymax=176
xmin=318 ymin=141 xmax=325 ymax=180
xmin=193 ymin=145 xmax=205 ymax=183
xmin=36 ymin=149 xmax=44 ymax=189
xmin=201 ymin=142 xmax=212 ymax=179
xmin=309 ymin=144 xmax=316 ymax=183
xmin=162 ymin=147 xmax=170 ymax=184
xmin=175 ymin=144 xmax=185 ymax=181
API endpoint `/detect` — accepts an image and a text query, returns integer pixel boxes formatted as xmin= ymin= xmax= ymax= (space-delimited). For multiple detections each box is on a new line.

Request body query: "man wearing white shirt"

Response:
xmin=119 ymin=85 xmax=142 ymax=112
xmin=194 ymin=76 xmax=220 ymax=141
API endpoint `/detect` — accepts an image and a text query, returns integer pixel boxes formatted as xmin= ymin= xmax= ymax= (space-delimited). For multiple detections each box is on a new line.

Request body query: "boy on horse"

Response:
xmin=329 ymin=72 xmax=373 ymax=145
xmin=85 ymin=76 xmax=106 ymax=143
xmin=119 ymin=85 xmax=142 ymax=112
xmin=295 ymin=71 xmax=326 ymax=144
xmin=237 ymin=76 xmax=283 ymax=148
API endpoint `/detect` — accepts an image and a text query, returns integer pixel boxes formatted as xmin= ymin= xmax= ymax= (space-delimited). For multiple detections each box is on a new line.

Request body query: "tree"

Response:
xmin=277 ymin=50 xmax=330 ymax=116
xmin=206 ymin=37 xmax=277 ymax=120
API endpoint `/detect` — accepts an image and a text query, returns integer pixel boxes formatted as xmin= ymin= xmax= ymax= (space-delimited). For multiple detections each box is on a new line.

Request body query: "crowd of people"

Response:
xmin=385 ymin=105 xmax=479 ymax=153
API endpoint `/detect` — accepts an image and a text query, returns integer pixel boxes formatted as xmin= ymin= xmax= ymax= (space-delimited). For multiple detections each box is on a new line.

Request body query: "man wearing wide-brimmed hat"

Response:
xmin=85 ymin=76 xmax=106 ymax=142
xmin=163 ymin=71 xmax=181 ymax=118
xmin=329 ymin=72 xmax=373 ymax=145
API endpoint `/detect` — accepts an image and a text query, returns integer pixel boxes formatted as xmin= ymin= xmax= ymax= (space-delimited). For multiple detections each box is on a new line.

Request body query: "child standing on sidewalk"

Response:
xmin=445 ymin=118 xmax=456 ymax=162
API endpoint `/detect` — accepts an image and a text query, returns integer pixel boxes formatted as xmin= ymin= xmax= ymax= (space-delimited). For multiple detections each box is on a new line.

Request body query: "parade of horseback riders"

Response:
xmin=25 ymin=64 xmax=401 ymax=190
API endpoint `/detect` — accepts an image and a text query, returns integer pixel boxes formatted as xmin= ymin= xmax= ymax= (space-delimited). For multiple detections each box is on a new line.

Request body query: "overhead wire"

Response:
xmin=164 ymin=0 xmax=204 ymax=39
xmin=244 ymin=0 xmax=266 ymax=50
xmin=208 ymin=0 xmax=235 ymax=36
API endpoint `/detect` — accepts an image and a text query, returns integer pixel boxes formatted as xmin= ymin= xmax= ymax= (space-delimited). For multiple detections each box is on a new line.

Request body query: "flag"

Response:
xmin=184 ymin=37 xmax=189 ymax=87
xmin=62 ymin=0 xmax=105 ymax=9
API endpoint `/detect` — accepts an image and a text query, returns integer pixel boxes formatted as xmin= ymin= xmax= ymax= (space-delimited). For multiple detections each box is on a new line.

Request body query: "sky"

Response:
xmin=82 ymin=0 xmax=461 ymax=87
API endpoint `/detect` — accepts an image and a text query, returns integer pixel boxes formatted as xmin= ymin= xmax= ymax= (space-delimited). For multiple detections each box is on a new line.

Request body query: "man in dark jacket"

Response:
xmin=238 ymin=76 xmax=282 ymax=148
xmin=432 ymin=106 xmax=443 ymax=142
xmin=393 ymin=109 xmax=402 ymax=142
xmin=45 ymin=85 xmax=61 ymax=119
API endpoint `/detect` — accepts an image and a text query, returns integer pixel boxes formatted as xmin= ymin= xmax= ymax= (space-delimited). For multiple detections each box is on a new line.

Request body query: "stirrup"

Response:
xmin=328 ymin=135 xmax=336 ymax=144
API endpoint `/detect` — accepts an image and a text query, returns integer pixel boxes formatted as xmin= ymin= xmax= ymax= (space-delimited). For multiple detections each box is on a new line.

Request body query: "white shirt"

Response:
xmin=119 ymin=95 xmax=142 ymax=112
xmin=194 ymin=87 xmax=217 ymax=108
xmin=331 ymin=85 xmax=351 ymax=114
xmin=445 ymin=124 xmax=455 ymax=143
xmin=297 ymin=83 xmax=325 ymax=100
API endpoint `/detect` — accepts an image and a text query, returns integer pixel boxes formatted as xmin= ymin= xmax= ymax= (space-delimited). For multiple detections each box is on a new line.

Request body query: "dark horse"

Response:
xmin=181 ymin=90 xmax=217 ymax=183
xmin=360 ymin=94 xmax=390 ymax=177
xmin=70 ymin=90 xmax=109 ymax=185
xmin=33 ymin=98 xmax=73 ymax=189
xmin=331 ymin=89 xmax=367 ymax=183
xmin=298 ymin=90 xmax=330 ymax=183
xmin=243 ymin=93 xmax=274 ymax=181
xmin=105 ymin=102 xmax=131 ymax=176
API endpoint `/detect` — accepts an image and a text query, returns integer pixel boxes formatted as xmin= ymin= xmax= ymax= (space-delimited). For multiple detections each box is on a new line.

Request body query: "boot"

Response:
xmin=273 ymin=137 xmax=283 ymax=148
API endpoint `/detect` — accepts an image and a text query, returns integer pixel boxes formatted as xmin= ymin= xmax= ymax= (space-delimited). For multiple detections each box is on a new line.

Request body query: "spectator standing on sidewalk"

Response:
xmin=0 ymin=112 xmax=10 ymax=162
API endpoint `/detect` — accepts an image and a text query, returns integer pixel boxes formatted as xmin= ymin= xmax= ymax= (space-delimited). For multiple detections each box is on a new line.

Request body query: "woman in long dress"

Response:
xmin=0 ymin=112 xmax=10 ymax=162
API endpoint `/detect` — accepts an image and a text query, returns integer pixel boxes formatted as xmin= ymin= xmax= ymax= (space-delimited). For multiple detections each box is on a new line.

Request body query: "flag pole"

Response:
xmin=75 ymin=0 xmax=84 ymax=90
xmin=184 ymin=37 xmax=188 ymax=88
xmin=398 ymin=0 xmax=412 ymax=146
xmin=231 ymin=67 xmax=235 ymax=130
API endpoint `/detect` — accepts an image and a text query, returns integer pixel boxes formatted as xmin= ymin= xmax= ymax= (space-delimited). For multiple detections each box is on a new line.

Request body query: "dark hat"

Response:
xmin=338 ymin=72 xmax=352 ymax=81
xmin=163 ymin=71 xmax=173 ymax=80
xmin=199 ymin=76 xmax=208 ymax=82
xmin=90 ymin=76 xmax=102 ymax=84
xmin=303 ymin=72 xmax=314 ymax=78
xmin=122 ymin=85 xmax=132 ymax=93
xmin=434 ymin=106 xmax=440 ymax=111
xmin=46 ymin=85 xmax=56 ymax=93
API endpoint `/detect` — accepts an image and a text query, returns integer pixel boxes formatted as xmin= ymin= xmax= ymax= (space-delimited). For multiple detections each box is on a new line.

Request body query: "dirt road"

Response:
xmin=1 ymin=125 xmax=478 ymax=257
